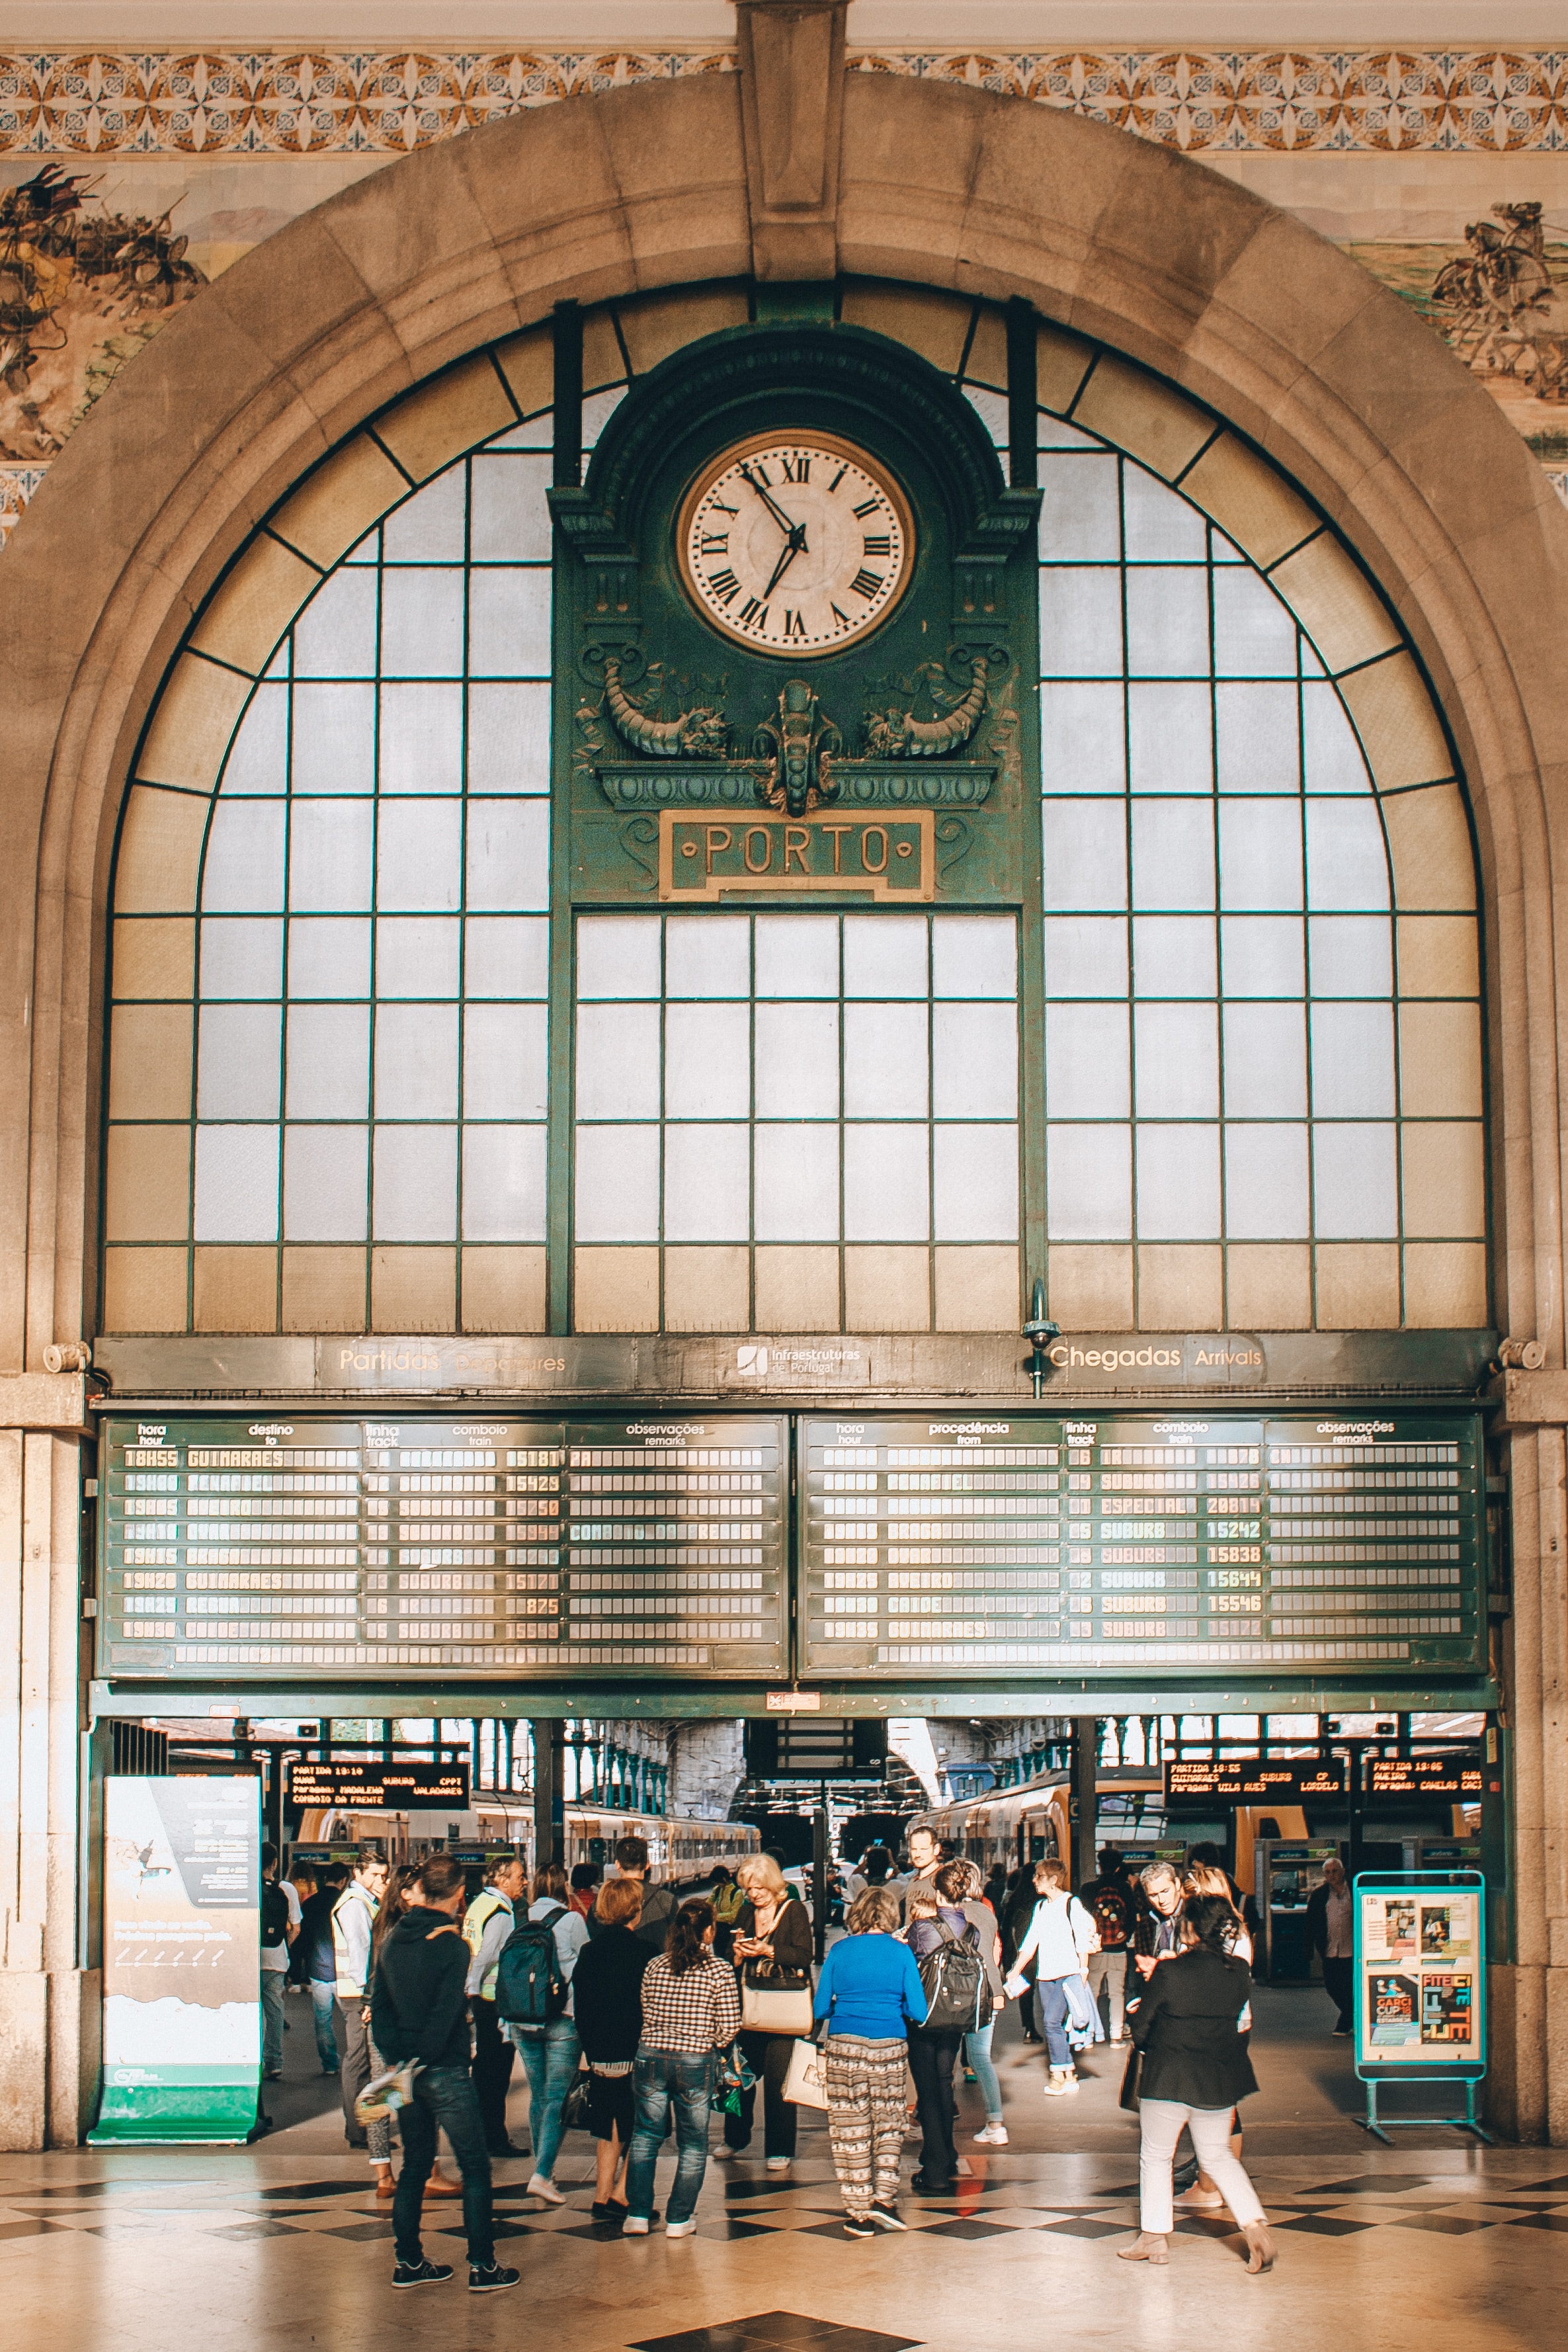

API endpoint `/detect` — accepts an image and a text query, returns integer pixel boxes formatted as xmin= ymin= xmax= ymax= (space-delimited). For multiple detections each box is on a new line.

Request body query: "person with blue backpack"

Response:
xmin=495 ymin=1860 xmax=588 ymax=2206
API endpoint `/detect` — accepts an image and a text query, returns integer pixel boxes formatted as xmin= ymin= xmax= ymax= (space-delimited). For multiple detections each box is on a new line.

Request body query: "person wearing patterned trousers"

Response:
xmin=824 ymin=2037 xmax=909 ymax=2221
xmin=812 ymin=1888 xmax=929 ymax=2236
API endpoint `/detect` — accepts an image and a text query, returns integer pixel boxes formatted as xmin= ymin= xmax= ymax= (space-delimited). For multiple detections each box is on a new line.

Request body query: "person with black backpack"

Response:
xmin=497 ymin=1861 xmax=587 ymax=2207
xmin=904 ymin=1880 xmax=985 ymax=2191
xmin=1079 ymin=1847 xmax=1134 ymax=2045
xmin=259 ymin=1843 xmax=300 ymax=2083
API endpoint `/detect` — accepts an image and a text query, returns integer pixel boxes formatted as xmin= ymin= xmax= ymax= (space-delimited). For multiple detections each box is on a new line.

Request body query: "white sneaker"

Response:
xmin=1042 ymin=2070 xmax=1071 ymax=2097
xmin=973 ymin=2122 xmax=1009 ymax=2146
xmin=526 ymin=2173 xmax=565 ymax=2206
xmin=714 ymin=2145 xmax=740 ymax=2160
xmin=622 ymin=2216 xmax=649 ymax=2234
xmin=765 ymin=2156 xmax=791 ymax=2173
xmin=1173 ymin=2185 xmax=1225 ymax=2210
xmin=665 ymin=2218 xmax=698 ymax=2238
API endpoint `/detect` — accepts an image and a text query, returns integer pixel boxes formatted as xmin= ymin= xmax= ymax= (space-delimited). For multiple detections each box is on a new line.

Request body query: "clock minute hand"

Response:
xmin=739 ymin=463 xmax=804 ymax=542
xmin=761 ymin=535 xmax=804 ymax=601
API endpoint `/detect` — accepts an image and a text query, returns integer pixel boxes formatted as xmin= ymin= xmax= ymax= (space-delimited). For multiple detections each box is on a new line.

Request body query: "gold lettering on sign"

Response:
xmin=659 ymin=811 xmax=934 ymax=901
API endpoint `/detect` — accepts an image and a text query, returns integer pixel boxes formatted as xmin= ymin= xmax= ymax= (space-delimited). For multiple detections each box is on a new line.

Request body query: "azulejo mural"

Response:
xmin=3 ymin=46 xmax=1568 ymax=525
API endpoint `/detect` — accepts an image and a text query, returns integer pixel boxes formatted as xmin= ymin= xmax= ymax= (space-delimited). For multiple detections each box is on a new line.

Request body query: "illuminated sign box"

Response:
xmin=1165 ymin=1760 xmax=1349 ymax=1804
xmin=289 ymin=1759 xmax=471 ymax=1808
xmin=1367 ymin=1757 xmax=1485 ymax=1800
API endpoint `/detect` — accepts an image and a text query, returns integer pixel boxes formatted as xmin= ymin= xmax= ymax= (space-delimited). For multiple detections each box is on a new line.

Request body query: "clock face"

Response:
xmin=677 ymin=431 xmax=914 ymax=655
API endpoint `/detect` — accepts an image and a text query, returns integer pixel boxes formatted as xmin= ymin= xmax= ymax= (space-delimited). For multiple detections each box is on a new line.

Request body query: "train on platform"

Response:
xmin=909 ymin=1775 xmax=1073 ymax=1874
xmin=292 ymin=1796 xmax=759 ymax=1884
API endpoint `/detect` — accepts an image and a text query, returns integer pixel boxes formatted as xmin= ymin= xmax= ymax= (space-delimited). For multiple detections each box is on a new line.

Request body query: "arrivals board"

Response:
xmin=99 ymin=1414 xmax=786 ymax=1681
xmin=801 ymin=1411 xmax=1484 ymax=1678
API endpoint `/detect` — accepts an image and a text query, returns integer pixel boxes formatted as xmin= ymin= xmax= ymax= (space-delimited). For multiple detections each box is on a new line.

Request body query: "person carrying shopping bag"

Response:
xmin=623 ymin=1898 xmax=740 ymax=2238
xmin=718 ymin=1853 xmax=815 ymax=2175
xmin=1119 ymin=1893 xmax=1274 ymax=2275
xmin=1003 ymin=1859 xmax=1098 ymax=2095
xmin=813 ymin=1884 xmax=928 ymax=2238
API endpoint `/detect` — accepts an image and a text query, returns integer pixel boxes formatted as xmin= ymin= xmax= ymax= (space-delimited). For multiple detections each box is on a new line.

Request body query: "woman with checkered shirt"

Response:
xmin=623 ymin=1898 xmax=741 ymax=2238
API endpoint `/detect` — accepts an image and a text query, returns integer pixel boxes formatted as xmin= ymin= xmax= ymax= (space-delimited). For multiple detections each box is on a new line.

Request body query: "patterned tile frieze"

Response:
xmin=2 ymin=49 xmax=1568 ymax=156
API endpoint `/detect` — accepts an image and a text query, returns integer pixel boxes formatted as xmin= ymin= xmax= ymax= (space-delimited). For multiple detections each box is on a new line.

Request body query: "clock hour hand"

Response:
xmin=739 ymin=463 xmax=805 ymax=544
xmin=761 ymin=536 xmax=803 ymax=601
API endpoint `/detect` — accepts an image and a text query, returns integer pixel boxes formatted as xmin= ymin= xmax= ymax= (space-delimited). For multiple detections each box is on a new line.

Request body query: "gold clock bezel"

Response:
xmin=675 ymin=428 xmax=917 ymax=657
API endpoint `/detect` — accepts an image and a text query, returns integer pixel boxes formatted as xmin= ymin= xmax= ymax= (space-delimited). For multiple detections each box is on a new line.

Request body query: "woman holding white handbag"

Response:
xmin=720 ymin=1853 xmax=815 ymax=2173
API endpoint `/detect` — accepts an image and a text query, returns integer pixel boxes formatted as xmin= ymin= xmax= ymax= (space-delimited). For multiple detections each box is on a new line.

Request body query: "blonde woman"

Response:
xmin=721 ymin=1852 xmax=814 ymax=2173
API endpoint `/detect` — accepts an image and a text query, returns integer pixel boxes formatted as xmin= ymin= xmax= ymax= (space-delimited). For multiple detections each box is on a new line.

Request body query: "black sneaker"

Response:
xmin=469 ymin=2263 xmax=520 ymax=2293
xmin=871 ymin=2203 xmax=908 ymax=2231
xmin=392 ymin=2259 xmax=452 ymax=2288
xmin=843 ymin=2216 xmax=876 ymax=2238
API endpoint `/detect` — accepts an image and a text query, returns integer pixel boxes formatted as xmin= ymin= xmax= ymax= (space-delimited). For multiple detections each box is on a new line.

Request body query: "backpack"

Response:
xmin=1089 ymin=1884 xmax=1131 ymax=1952
xmin=494 ymin=1904 xmax=569 ymax=2028
xmin=261 ymin=1878 xmax=290 ymax=1951
xmin=913 ymin=1917 xmax=984 ymax=2035
xmin=712 ymin=1880 xmax=747 ymax=1928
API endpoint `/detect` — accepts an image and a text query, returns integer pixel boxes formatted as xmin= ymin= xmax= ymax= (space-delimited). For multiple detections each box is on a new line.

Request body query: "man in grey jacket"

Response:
xmin=332 ymin=1853 xmax=386 ymax=2150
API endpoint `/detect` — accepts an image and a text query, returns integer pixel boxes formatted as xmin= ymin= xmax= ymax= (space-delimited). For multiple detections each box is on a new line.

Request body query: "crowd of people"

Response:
xmin=260 ymin=1827 xmax=1278 ymax=2285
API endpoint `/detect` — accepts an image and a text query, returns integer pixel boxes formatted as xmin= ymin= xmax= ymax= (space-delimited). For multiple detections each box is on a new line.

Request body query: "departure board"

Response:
xmin=99 ymin=1414 xmax=786 ymax=1681
xmin=801 ymin=1412 xmax=1484 ymax=1677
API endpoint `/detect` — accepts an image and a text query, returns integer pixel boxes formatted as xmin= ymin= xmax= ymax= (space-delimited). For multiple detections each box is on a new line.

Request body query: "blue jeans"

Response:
xmin=1034 ymin=1976 xmax=1071 ymax=2066
xmin=513 ymin=2017 xmax=581 ymax=2181
xmin=309 ymin=1980 xmax=340 ymax=2071
xmin=626 ymin=2046 xmax=715 ymax=2226
xmin=393 ymin=2064 xmax=493 ymax=2270
xmin=964 ymin=2018 xmax=1002 ymax=2120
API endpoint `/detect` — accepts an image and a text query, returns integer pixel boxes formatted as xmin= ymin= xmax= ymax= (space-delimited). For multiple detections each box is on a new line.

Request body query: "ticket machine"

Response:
xmin=1255 ymin=1839 xmax=1343 ymax=1980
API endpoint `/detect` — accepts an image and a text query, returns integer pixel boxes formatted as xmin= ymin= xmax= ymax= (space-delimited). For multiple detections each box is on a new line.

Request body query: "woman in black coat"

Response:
xmin=1119 ymin=1895 xmax=1274 ymax=2273
xmin=571 ymin=1876 xmax=653 ymax=2223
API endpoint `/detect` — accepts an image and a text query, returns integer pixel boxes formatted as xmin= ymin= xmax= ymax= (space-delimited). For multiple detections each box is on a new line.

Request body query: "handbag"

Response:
xmin=560 ymin=2068 xmax=591 ymax=2133
xmin=739 ymin=1954 xmax=814 ymax=2037
xmin=782 ymin=2037 xmax=829 ymax=2111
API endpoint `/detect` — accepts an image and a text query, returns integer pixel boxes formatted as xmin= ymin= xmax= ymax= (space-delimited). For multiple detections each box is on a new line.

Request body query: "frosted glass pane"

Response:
xmin=287 ymin=917 xmax=371 ymax=999
xmin=1216 ymin=683 xmax=1300 ymax=794
xmin=378 ymin=683 xmax=464 ymax=794
xmin=194 ymin=1124 xmax=279 ymax=1242
xmin=1122 ymin=466 xmax=1208 ymax=561
xmin=464 ymin=915 xmax=549 ymax=998
xmin=286 ymin=1004 xmax=370 ymax=1118
xmin=754 ymin=1003 xmax=839 ymax=1117
xmin=372 ymin=1124 xmax=458 ymax=1240
xmin=845 ymin=1003 xmax=928 ymax=1116
xmin=468 ymin=682 xmax=551 ymax=793
xmin=1309 ymin=914 xmax=1392 ymax=997
xmin=1134 ymin=1003 xmax=1217 ymax=1118
xmin=290 ymin=683 xmax=376 ymax=795
xmin=1038 ymin=416 xmax=1100 ymax=450
xmin=1134 ymin=916 xmax=1217 ymax=997
xmin=1132 ymin=803 xmax=1215 ymax=910
xmin=1125 ymin=569 xmax=1210 ymax=676
xmin=934 ymin=1003 xmax=1016 ymax=1118
xmin=1046 ymin=1003 xmax=1130 ymax=1118
xmin=1212 ymin=568 xmax=1298 ymax=676
xmin=489 ymin=413 xmax=552 ymax=451
xmin=575 ymin=1124 xmax=659 ymax=1241
xmin=665 ymin=1002 xmax=751 ymax=1118
xmin=200 ymin=917 xmax=282 ymax=999
xmin=1128 ymin=683 xmax=1212 ymax=794
xmin=1047 ymin=1123 xmax=1132 ymax=1239
xmin=471 ymin=454 xmax=552 ymax=562
xmin=203 ymin=800 xmax=286 ymax=913
xmin=934 ymin=1125 xmax=1018 ymax=1240
xmin=1135 ymin=1123 xmax=1221 ymax=1239
xmin=1309 ymin=1001 xmax=1395 ymax=1116
xmin=466 ymin=799 xmax=549 ymax=911
xmin=575 ymin=1003 xmax=661 ymax=1119
xmin=755 ymin=913 xmax=838 ymax=997
xmin=1219 ymin=801 xmax=1303 ymax=909
xmin=293 ymin=568 xmax=376 ymax=677
xmin=666 ymin=915 xmax=750 ymax=998
xmin=283 ymin=1124 xmax=368 ymax=1241
xmin=665 ymin=1124 xmax=749 ymax=1241
xmin=375 ymin=916 xmax=460 ymax=998
xmin=1224 ymin=1123 xmax=1309 ymax=1239
xmin=1306 ymin=802 xmax=1389 ymax=909
xmin=1038 ymin=681 xmax=1126 ymax=795
xmin=844 ymin=1124 xmax=929 ymax=1241
xmin=382 ymin=466 xmax=466 ymax=563
xmin=1222 ymin=1003 xmax=1307 ymax=1117
xmin=462 ymin=1124 xmax=546 ymax=1241
xmin=1037 ymin=454 xmax=1121 ymax=561
xmin=1219 ymin=915 xmax=1304 ymax=999
xmin=1043 ymin=916 xmax=1128 ymax=999
xmin=1313 ymin=1122 xmax=1397 ymax=1238
xmin=580 ymin=386 xmax=626 ymax=446
xmin=932 ymin=914 xmax=1016 ymax=999
xmin=963 ymin=384 xmax=1009 ymax=445
xmin=463 ymin=1003 xmax=548 ymax=1119
xmin=221 ymin=685 xmax=288 ymax=794
xmin=1039 ymin=568 xmax=1123 ymax=677
xmin=577 ymin=915 xmax=661 ymax=999
xmin=1042 ymin=801 xmax=1126 ymax=910
xmin=288 ymin=801 xmax=372 ymax=911
xmin=378 ymin=800 xmax=462 ymax=912
xmin=374 ymin=1003 xmax=459 ymax=1118
xmin=844 ymin=915 xmax=928 ymax=998
xmin=470 ymin=570 xmax=552 ymax=677
xmin=381 ymin=569 xmax=464 ymax=677
xmin=755 ymin=1124 xmax=839 ymax=1241
xmin=1303 ymin=683 xmax=1372 ymax=794
xmin=198 ymin=1004 xmax=280 ymax=1118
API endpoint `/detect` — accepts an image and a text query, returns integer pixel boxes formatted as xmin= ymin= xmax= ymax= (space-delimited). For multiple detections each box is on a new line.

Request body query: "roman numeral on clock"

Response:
xmin=849 ymin=567 xmax=884 ymax=600
xmin=706 ymin=568 xmax=741 ymax=605
xmin=739 ymin=598 xmax=770 ymax=631
xmin=862 ymin=534 xmax=891 ymax=557
xmin=780 ymin=454 xmax=811 ymax=483
xmin=852 ymin=497 xmax=882 ymax=519
xmin=700 ymin=532 xmax=729 ymax=555
xmin=784 ymin=610 xmax=807 ymax=640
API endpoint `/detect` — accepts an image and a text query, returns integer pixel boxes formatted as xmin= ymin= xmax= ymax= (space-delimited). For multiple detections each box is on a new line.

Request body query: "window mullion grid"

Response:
xmin=837 ymin=915 xmax=847 ymax=1331
xmin=454 ymin=458 xmax=474 ymax=1330
xmin=1119 ymin=454 xmax=1139 ymax=1308
xmin=1299 ymin=624 xmax=1321 ymax=1322
xmin=926 ymin=911 xmax=936 ymax=1328
xmin=275 ymin=629 xmax=295 ymax=1327
xmin=657 ymin=913 xmax=668 ymax=1329
xmin=366 ymin=522 xmax=386 ymax=1291
xmin=749 ymin=912 xmax=757 ymax=1333
xmin=1206 ymin=520 xmax=1224 ymax=1318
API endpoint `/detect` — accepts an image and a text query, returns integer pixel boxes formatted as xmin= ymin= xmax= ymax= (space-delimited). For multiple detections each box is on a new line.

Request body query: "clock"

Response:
xmin=677 ymin=430 xmax=915 ymax=655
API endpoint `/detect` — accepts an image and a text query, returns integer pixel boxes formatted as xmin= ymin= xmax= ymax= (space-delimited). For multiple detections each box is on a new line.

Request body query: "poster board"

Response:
xmin=91 ymin=1775 xmax=260 ymax=2143
xmin=1355 ymin=1870 xmax=1485 ymax=2078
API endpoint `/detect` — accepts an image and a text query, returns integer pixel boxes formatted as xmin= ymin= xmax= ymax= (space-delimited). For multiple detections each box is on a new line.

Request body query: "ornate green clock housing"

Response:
xmin=549 ymin=319 xmax=1043 ymax=905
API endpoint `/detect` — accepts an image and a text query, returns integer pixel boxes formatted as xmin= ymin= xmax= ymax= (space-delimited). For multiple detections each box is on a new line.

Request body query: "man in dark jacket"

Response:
xmin=587 ymin=1836 xmax=675 ymax=1952
xmin=370 ymin=1853 xmax=518 ymax=2294
xmin=1305 ymin=1855 xmax=1354 ymax=2035
xmin=294 ymin=1864 xmax=347 ymax=2074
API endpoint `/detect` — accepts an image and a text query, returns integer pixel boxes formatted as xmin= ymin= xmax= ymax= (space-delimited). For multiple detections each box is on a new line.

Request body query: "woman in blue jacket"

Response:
xmin=813 ymin=1884 xmax=928 ymax=2239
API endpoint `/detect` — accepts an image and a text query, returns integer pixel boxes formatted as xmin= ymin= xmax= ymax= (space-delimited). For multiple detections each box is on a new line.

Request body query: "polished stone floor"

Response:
xmin=2 ymin=1983 xmax=1560 ymax=2352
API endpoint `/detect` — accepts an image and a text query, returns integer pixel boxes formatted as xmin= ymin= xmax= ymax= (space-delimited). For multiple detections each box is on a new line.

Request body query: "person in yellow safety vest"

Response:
xmin=331 ymin=1854 xmax=387 ymax=2154
xmin=466 ymin=1853 xmax=528 ymax=2157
